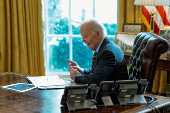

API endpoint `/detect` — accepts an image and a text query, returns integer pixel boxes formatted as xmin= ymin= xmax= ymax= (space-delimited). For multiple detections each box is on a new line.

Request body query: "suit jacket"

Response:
xmin=75 ymin=37 xmax=128 ymax=86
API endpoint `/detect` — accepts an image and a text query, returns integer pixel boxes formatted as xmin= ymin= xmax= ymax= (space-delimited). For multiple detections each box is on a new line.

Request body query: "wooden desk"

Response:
xmin=0 ymin=73 xmax=170 ymax=113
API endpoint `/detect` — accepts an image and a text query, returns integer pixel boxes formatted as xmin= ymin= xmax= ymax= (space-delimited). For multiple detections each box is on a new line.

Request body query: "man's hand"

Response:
xmin=66 ymin=59 xmax=81 ymax=72
xmin=70 ymin=68 xmax=81 ymax=80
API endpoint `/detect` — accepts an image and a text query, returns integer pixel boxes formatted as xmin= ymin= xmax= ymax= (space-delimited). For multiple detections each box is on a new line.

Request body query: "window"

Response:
xmin=43 ymin=0 xmax=117 ymax=76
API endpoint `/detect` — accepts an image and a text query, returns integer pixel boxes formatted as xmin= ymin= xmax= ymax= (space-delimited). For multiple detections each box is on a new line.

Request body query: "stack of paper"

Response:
xmin=26 ymin=75 xmax=69 ymax=89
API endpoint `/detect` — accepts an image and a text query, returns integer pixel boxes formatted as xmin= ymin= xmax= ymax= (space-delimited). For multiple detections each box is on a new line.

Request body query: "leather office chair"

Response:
xmin=128 ymin=32 xmax=169 ymax=93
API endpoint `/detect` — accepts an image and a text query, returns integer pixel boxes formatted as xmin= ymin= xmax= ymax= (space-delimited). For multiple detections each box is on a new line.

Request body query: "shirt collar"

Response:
xmin=95 ymin=37 xmax=105 ymax=53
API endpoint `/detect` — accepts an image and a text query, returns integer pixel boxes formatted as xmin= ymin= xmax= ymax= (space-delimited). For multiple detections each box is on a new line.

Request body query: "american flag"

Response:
xmin=142 ymin=6 xmax=170 ymax=35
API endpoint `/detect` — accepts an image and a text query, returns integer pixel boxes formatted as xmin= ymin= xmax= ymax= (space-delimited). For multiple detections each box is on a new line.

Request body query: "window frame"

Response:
xmin=43 ymin=0 xmax=116 ymax=76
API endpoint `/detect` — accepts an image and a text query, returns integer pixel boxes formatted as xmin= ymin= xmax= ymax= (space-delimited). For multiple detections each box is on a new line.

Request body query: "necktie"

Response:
xmin=91 ymin=51 xmax=97 ymax=70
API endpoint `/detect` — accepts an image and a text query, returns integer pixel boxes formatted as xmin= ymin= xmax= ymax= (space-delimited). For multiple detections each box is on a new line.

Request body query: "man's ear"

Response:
xmin=96 ymin=31 xmax=101 ymax=39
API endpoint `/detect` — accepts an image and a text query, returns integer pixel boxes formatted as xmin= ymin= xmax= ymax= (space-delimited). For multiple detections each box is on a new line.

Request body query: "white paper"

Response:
xmin=26 ymin=75 xmax=69 ymax=88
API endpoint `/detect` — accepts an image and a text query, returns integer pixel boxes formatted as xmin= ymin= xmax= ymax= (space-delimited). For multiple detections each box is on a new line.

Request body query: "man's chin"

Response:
xmin=88 ymin=47 xmax=94 ymax=51
xmin=87 ymin=46 xmax=91 ymax=50
xmin=87 ymin=45 xmax=94 ymax=50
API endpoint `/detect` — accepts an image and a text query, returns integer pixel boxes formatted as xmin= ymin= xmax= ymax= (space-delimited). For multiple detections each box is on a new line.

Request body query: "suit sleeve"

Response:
xmin=75 ymin=50 xmax=116 ymax=86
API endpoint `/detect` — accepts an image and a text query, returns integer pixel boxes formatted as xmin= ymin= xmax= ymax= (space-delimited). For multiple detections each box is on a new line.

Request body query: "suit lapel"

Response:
xmin=92 ymin=37 xmax=110 ymax=71
xmin=98 ymin=37 xmax=110 ymax=54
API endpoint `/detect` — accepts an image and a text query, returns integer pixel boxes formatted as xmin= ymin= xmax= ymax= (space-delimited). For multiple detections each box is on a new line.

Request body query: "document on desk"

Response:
xmin=26 ymin=75 xmax=69 ymax=89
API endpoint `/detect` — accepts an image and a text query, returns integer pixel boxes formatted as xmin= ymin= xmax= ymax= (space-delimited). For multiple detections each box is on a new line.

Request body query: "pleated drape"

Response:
xmin=0 ymin=0 xmax=45 ymax=76
xmin=117 ymin=0 xmax=167 ymax=95
xmin=117 ymin=0 xmax=144 ymax=32
xmin=152 ymin=70 xmax=167 ymax=95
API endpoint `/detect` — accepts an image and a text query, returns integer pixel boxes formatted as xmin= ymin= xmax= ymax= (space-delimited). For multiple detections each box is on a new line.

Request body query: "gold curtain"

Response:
xmin=117 ymin=0 xmax=143 ymax=32
xmin=118 ymin=0 xmax=167 ymax=95
xmin=0 ymin=0 xmax=45 ymax=76
xmin=152 ymin=70 xmax=168 ymax=96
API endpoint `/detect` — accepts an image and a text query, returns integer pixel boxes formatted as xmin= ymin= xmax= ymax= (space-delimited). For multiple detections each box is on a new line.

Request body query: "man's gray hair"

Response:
xmin=81 ymin=19 xmax=107 ymax=37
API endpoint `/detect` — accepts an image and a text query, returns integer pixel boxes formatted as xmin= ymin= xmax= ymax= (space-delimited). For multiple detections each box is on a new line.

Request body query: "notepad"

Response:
xmin=26 ymin=75 xmax=69 ymax=89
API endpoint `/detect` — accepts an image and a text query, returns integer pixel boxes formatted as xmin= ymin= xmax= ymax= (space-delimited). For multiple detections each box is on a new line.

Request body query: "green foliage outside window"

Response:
xmin=45 ymin=0 xmax=117 ymax=74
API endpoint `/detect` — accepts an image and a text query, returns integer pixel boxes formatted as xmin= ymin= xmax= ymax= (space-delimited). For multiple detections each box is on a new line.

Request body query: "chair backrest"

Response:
xmin=128 ymin=32 xmax=169 ymax=92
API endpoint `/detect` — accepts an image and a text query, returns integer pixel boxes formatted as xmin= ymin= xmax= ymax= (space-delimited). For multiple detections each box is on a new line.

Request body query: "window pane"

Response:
xmin=44 ymin=0 xmax=117 ymax=76
xmin=48 ymin=0 xmax=69 ymax=35
xmin=95 ymin=0 xmax=117 ymax=35
xmin=47 ymin=37 xmax=69 ymax=72
xmin=71 ymin=0 xmax=93 ymax=35
xmin=72 ymin=37 xmax=93 ymax=69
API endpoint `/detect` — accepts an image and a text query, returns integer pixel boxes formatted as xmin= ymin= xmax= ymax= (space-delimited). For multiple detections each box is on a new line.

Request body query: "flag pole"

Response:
xmin=149 ymin=10 xmax=156 ymax=33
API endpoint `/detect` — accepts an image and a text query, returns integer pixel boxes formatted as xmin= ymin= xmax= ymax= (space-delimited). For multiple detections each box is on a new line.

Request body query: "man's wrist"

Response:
xmin=79 ymin=68 xmax=85 ymax=75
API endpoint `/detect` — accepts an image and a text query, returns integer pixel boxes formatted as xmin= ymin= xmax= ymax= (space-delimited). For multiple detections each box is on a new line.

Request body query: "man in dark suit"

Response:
xmin=66 ymin=19 xmax=128 ymax=86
